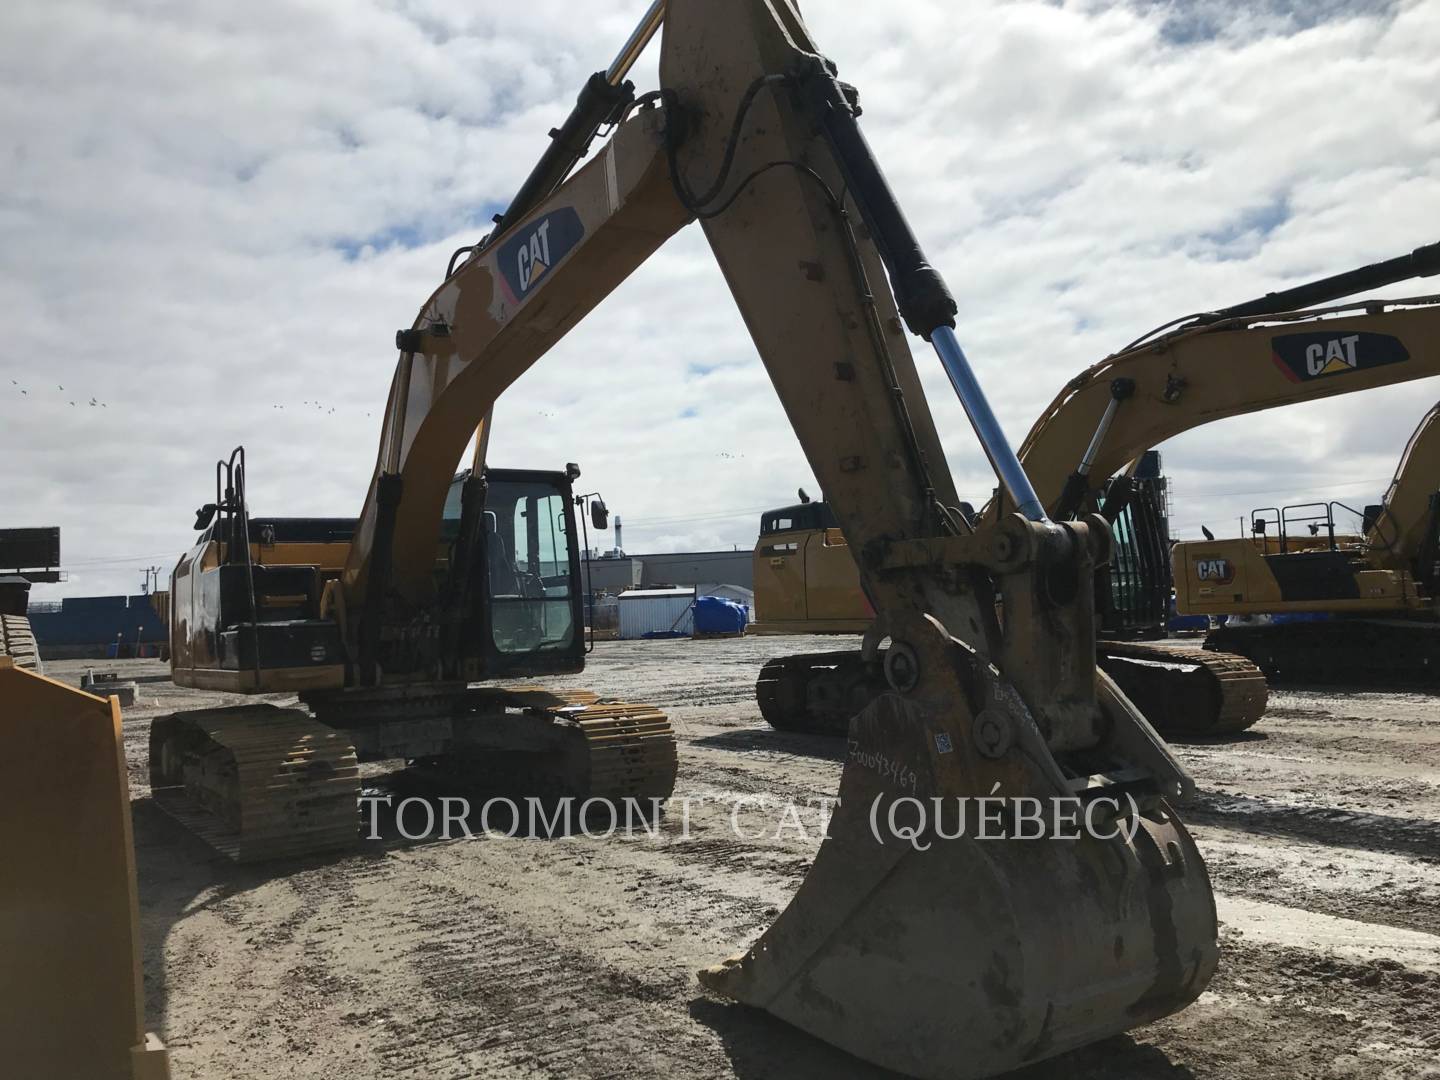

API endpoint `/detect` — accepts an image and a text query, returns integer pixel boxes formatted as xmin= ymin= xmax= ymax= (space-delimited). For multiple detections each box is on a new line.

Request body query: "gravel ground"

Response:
xmin=50 ymin=639 xmax=1440 ymax=1080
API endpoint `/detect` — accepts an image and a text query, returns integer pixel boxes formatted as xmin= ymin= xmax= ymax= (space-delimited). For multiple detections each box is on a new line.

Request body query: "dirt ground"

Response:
xmin=53 ymin=638 xmax=1440 ymax=1079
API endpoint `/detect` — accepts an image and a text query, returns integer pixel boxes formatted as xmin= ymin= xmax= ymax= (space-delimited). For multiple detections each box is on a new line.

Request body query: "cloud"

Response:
xmin=1 ymin=0 xmax=1437 ymax=598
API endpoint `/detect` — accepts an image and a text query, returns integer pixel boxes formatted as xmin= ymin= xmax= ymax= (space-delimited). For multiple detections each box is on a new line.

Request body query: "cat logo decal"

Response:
xmin=1271 ymin=331 xmax=1409 ymax=383
xmin=498 ymin=207 xmax=585 ymax=303
xmin=1194 ymin=557 xmax=1235 ymax=586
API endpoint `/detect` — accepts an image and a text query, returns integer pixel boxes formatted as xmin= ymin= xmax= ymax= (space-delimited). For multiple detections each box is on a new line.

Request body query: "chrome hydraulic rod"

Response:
xmin=607 ymin=1 xmax=666 ymax=85
xmin=1078 ymin=378 xmax=1135 ymax=480
xmin=930 ymin=326 xmax=1047 ymax=522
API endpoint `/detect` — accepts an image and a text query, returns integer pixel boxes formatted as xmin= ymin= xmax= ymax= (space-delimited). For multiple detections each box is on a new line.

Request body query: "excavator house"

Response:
xmin=145 ymin=2 xmax=1234 ymax=1078
xmin=1177 ymin=401 xmax=1440 ymax=683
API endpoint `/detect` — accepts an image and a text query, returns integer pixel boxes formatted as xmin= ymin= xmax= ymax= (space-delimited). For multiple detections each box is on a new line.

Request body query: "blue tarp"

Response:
xmin=692 ymin=595 xmax=748 ymax=636
xmin=1167 ymin=598 xmax=1208 ymax=634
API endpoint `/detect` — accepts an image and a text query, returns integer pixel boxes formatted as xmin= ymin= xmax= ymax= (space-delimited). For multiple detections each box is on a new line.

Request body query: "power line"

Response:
xmin=59 ymin=552 xmax=179 ymax=569
xmin=1175 ymin=476 xmax=1387 ymax=500
xmin=619 ymin=505 xmax=774 ymax=530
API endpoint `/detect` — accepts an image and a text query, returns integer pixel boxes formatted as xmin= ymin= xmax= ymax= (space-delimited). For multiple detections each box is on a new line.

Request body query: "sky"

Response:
xmin=2 ymin=0 xmax=1438 ymax=598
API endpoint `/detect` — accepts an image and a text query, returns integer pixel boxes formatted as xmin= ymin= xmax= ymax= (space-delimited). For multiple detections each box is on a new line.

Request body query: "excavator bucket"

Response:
xmin=0 ymin=657 xmax=171 ymax=1080
xmin=700 ymin=688 xmax=1218 ymax=1079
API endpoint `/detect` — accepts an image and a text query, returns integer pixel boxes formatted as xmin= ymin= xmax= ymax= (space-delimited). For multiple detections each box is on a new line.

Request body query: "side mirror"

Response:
xmin=194 ymin=504 xmax=218 ymax=531
xmin=590 ymin=497 xmax=610 ymax=530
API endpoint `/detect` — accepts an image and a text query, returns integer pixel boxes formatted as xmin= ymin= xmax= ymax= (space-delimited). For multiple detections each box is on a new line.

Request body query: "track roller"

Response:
xmin=1207 ymin=618 xmax=1440 ymax=686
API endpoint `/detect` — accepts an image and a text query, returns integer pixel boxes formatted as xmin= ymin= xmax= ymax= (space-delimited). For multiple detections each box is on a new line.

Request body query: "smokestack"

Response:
xmin=614 ymin=515 xmax=623 ymax=556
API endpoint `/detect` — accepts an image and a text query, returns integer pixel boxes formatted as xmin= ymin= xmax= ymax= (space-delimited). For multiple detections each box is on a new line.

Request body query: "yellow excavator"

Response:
xmin=751 ymin=453 xmax=1270 ymax=736
xmin=157 ymin=453 xmax=678 ymax=861
xmin=37 ymin=3 xmax=1440 ymax=1076
xmin=752 ymin=241 xmax=1440 ymax=737
xmin=139 ymin=2 xmax=1228 ymax=1075
xmin=1175 ymin=400 xmax=1440 ymax=682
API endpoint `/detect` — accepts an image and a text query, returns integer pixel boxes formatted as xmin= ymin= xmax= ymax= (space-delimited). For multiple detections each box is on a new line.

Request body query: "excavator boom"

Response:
xmin=1016 ymin=298 xmax=1440 ymax=521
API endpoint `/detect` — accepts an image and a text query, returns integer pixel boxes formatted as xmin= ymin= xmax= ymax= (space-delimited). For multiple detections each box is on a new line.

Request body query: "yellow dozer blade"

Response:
xmin=700 ymin=688 xmax=1218 ymax=1079
xmin=0 ymin=656 xmax=171 ymax=1080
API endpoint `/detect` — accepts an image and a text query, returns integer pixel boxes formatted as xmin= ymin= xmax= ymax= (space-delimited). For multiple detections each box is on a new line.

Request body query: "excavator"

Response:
xmin=1176 ymin=400 xmax=1440 ymax=682
xmin=158 ymin=449 xmax=680 ymax=860
xmin=751 ymin=453 xmax=1269 ymax=737
xmin=136 ymin=2 xmax=1227 ymax=1075
xmin=39 ymin=2 xmax=1440 ymax=1076
xmin=752 ymin=241 xmax=1440 ymax=738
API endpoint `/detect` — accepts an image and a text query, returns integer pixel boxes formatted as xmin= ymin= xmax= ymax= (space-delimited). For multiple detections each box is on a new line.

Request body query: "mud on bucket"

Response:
xmin=698 ymin=691 xmax=1218 ymax=1080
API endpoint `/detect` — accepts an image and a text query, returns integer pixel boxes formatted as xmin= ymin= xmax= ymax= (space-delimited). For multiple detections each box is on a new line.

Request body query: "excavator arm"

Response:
xmin=326 ymin=2 xmax=1216 ymax=1076
xmin=1368 ymin=400 xmax=1440 ymax=572
xmin=339 ymin=106 xmax=690 ymax=674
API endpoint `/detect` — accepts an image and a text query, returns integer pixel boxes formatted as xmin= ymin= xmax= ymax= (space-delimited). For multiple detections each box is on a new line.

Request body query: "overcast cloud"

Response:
xmin=2 ymin=0 xmax=1437 ymax=597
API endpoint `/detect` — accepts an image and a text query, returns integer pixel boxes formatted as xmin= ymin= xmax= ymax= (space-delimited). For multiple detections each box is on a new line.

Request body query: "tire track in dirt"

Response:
xmin=1194 ymin=823 xmax=1440 ymax=937
xmin=1140 ymin=937 xmax=1440 ymax=1080
xmin=373 ymin=881 xmax=720 ymax=1080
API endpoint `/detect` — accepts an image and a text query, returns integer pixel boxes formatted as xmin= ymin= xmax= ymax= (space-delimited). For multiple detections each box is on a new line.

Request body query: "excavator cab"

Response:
xmin=1098 ymin=451 xmax=1173 ymax=637
xmin=442 ymin=467 xmax=586 ymax=678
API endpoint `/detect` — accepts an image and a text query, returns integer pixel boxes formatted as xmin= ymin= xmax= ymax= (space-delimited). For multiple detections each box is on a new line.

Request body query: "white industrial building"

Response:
xmin=617 ymin=587 xmax=696 ymax=639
